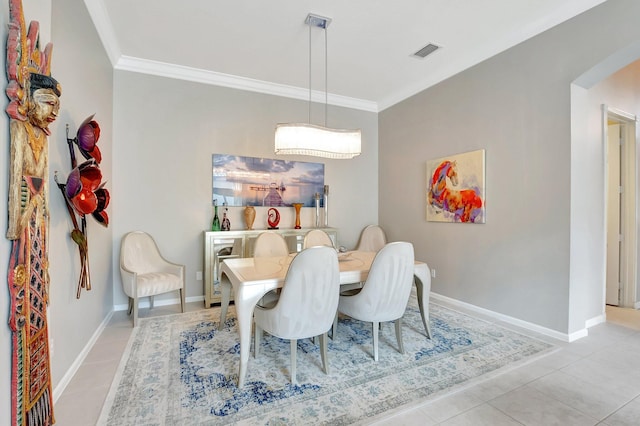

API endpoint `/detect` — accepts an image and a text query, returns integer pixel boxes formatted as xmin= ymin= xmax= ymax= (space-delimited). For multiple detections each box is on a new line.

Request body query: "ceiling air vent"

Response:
xmin=413 ymin=43 xmax=441 ymax=59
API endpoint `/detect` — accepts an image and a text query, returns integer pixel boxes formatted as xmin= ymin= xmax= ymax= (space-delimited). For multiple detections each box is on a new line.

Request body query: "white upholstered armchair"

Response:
xmin=119 ymin=231 xmax=186 ymax=326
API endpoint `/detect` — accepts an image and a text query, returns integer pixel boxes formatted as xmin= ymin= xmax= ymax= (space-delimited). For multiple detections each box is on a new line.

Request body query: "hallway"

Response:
xmin=606 ymin=305 xmax=640 ymax=331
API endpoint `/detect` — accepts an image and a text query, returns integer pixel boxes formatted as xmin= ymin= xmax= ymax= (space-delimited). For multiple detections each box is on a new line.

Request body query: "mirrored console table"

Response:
xmin=203 ymin=228 xmax=337 ymax=307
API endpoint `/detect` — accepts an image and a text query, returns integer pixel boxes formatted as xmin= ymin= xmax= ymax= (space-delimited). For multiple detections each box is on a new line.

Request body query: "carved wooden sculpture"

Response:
xmin=5 ymin=0 xmax=60 ymax=424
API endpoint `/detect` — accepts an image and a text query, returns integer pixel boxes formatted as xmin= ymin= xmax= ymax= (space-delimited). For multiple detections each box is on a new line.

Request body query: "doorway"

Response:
xmin=604 ymin=106 xmax=637 ymax=308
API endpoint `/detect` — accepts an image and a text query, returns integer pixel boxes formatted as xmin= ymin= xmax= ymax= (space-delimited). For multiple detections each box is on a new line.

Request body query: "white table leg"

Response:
xmin=234 ymin=286 xmax=269 ymax=388
xmin=219 ymin=273 xmax=231 ymax=326
xmin=236 ymin=288 xmax=252 ymax=388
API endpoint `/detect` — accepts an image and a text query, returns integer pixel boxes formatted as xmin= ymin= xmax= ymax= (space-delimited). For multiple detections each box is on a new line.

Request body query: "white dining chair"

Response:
xmin=253 ymin=246 xmax=340 ymax=383
xmin=341 ymin=224 xmax=389 ymax=296
xmin=355 ymin=225 xmax=387 ymax=252
xmin=303 ymin=229 xmax=334 ymax=249
xmin=119 ymin=231 xmax=186 ymax=327
xmin=253 ymin=232 xmax=290 ymax=307
xmin=334 ymin=242 xmax=414 ymax=361
xmin=253 ymin=232 xmax=289 ymax=257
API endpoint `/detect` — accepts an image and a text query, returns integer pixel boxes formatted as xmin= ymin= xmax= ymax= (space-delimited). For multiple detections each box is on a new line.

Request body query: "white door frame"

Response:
xmin=603 ymin=105 xmax=638 ymax=308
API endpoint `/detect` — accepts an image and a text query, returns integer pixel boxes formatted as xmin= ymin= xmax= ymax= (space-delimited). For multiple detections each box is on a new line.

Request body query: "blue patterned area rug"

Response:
xmin=98 ymin=297 xmax=555 ymax=425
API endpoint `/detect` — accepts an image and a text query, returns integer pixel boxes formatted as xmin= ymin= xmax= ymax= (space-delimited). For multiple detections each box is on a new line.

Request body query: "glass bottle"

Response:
xmin=212 ymin=201 xmax=221 ymax=231
xmin=323 ymin=185 xmax=329 ymax=227
xmin=221 ymin=204 xmax=230 ymax=231
xmin=314 ymin=193 xmax=321 ymax=228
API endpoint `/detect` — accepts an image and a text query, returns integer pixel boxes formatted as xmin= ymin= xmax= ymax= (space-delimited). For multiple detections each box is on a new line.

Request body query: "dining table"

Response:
xmin=218 ymin=250 xmax=432 ymax=387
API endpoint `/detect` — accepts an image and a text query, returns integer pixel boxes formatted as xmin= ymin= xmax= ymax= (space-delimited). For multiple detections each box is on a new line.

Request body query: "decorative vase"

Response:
xmin=243 ymin=206 xmax=256 ymax=230
xmin=267 ymin=208 xmax=280 ymax=229
xmin=292 ymin=203 xmax=304 ymax=229
xmin=221 ymin=205 xmax=231 ymax=231
xmin=212 ymin=201 xmax=221 ymax=231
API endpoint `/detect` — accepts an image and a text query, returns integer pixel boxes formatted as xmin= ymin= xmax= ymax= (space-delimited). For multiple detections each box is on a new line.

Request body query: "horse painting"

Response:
xmin=428 ymin=159 xmax=484 ymax=223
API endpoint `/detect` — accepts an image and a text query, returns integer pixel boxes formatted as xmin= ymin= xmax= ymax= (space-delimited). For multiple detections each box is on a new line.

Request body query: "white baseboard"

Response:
xmin=585 ymin=313 xmax=606 ymax=328
xmin=52 ymin=310 xmax=114 ymax=403
xmin=566 ymin=328 xmax=589 ymax=342
xmin=430 ymin=292 xmax=582 ymax=342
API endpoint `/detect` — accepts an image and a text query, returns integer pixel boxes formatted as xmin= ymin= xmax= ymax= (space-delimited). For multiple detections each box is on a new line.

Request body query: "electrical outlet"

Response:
xmin=196 ymin=271 xmax=203 ymax=281
xmin=431 ymin=269 xmax=436 ymax=278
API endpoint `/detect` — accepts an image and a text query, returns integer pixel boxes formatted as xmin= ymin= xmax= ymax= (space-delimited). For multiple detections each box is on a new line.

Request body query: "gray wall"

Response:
xmin=573 ymin=60 xmax=640 ymax=323
xmin=111 ymin=71 xmax=379 ymax=307
xmin=379 ymin=0 xmax=640 ymax=335
xmin=49 ymin=0 xmax=114 ymax=391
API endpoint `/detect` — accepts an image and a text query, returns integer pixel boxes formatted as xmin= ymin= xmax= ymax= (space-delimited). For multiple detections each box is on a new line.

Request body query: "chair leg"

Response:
xmin=319 ymin=333 xmax=329 ymax=374
xmin=372 ymin=321 xmax=379 ymax=362
xmin=179 ymin=288 xmax=185 ymax=313
xmin=127 ymin=297 xmax=133 ymax=315
xmin=254 ymin=324 xmax=262 ymax=358
xmin=395 ymin=318 xmax=404 ymax=354
xmin=290 ymin=339 xmax=297 ymax=384
xmin=149 ymin=295 xmax=154 ymax=309
xmin=331 ymin=313 xmax=338 ymax=341
xmin=132 ymin=296 xmax=139 ymax=327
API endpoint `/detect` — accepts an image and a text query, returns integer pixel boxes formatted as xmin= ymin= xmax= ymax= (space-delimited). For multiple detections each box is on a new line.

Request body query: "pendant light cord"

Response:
xmin=324 ymin=27 xmax=328 ymax=127
xmin=308 ymin=22 xmax=312 ymax=124
xmin=307 ymin=16 xmax=329 ymax=127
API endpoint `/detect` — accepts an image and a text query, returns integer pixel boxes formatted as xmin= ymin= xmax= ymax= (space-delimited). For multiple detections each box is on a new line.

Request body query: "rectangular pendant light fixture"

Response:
xmin=275 ymin=13 xmax=362 ymax=159
xmin=275 ymin=123 xmax=361 ymax=159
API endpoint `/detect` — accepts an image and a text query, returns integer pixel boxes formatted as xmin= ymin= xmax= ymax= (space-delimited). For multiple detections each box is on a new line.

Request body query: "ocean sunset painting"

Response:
xmin=212 ymin=154 xmax=325 ymax=207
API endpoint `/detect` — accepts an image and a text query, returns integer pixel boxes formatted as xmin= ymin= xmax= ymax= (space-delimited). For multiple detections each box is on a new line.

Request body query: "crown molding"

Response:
xmin=83 ymin=0 xmax=121 ymax=66
xmin=84 ymin=0 xmax=377 ymax=112
xmin=115 ymin=56 xmax=379 ymax=113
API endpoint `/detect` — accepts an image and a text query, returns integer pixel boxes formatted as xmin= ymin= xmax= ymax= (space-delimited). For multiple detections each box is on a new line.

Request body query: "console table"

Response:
xmin=203 ymin=228 xmax=337 ymax=307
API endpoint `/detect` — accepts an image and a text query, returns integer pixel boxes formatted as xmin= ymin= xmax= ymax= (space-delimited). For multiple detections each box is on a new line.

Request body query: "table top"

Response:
xmin=221 ymin=250 xmax=429 ymax=289
xmin=221 ymin=251 xmax=376 ymax=287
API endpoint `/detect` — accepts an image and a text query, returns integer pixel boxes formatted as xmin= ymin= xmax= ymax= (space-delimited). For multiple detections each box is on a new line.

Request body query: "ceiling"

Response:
xmin=87 ymin=0 xmax=606 ymax=112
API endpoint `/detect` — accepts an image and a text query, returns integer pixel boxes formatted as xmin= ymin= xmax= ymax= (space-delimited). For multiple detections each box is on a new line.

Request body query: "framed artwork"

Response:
xmin=426 ymin=149 xmax=485 ymax=223
xmin=212 ymin=154 xmax=324 ymax=207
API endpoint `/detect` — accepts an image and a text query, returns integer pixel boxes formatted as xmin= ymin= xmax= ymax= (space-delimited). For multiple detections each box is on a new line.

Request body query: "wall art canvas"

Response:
xmin=426 ymin=149 xmax=485 ymax=223
xmin=213 ymin=154 xmax=324 ymax=207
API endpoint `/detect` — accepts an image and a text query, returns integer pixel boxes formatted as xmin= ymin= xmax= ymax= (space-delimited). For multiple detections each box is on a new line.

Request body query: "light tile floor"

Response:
xmin=54 ymin=302 xmax=640 ymax=425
